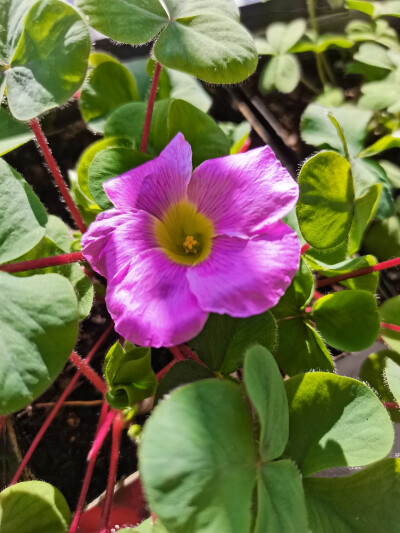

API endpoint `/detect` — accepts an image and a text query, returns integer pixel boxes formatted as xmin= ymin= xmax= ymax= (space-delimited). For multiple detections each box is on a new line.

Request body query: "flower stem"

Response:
xmin=381 ymin=322 xmax=400 ymax=333
xmin=316 ymin=256 xmax=400 ymax=288
xmin=0 ymin=251 xmax=85 ymax=274
xmin=383 ymin=402 xmax=400 ymax=409
xmin=30 ymin=118 xmax=87 ymax=234
xmin=98 ymin=412 xmax=123 ymax=533
xmin=10 ymin=323 xmax=114 ymax=485
xmin=69 ymin=352 xmax=108 ymax=395
xmin=169 ymin=345 xmax=186 ymax=361
xmin=140 ymin=62 xmax=162 ymax=154
xmin=301 ymin=243 xmax=311 ymax=255
xmin=69 ymin=402 xmax=110 ymax=533
xmin=87 ymin=410 xmax=115 ymax=461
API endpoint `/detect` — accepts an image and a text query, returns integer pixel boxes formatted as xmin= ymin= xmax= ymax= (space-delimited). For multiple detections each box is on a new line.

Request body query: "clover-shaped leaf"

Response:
xmin=379 ymin=295 xmax=400 ymax=353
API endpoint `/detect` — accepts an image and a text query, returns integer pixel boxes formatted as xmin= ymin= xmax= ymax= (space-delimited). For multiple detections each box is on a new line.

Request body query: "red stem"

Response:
xmin=140 ymin=62 xmax=162 ymax=154
xmin=156 ymin=359 xmax=178 ymax=381
xmin=10 ymin=323 xmax=114 ymax=485
xmin=301 ymin=243 xmax=311 ymax=255
xmin=383 ymin=402 xmax=400 ymax=409
xmin=316 ymin=256 xmax=400 ymax=288
xmin=69 ymin=402 xmax=109 ymax=533
xmin=30 ymin=118 xmax=87 ymax=234
xmin=169 ymin=345 xmax=186 ymax=361
xmin=381 ymin=322 xmax=400 ymax=333
xmin=98 ymin=412 xmax=123 ymax=533
xmin=69 ymin=352 xmax=108 ymax=395
xmin=0 ymin=251 xmax=85 ymax=274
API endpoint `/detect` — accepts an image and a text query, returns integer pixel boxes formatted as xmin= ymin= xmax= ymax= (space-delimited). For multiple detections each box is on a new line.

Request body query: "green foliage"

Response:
xmin=304 ymin=459 xmax=400 ymax=532
xmin=0 ymin=159 xmax=48 ymax=263
xmin=76 ymin=0 xmax=257 ymax=84
xmin=0 ymin=480 xmax=71 ymax=533
xmin=140 ymin=379 xmax=257 ymax=533
xmin=385 ymin=357 xmax=400 ymax=404
xmin=89 ymin=148 xmax=150 ymax=210
xmin=244 ymin=345 xmax=288 ymax=461
xmin=349 ymin=184 xmax=381 ymax=254
xmin=346 ymin=19 xmax=400 ymax=51
xmin=104 ymin=341 xmax=157 ymax=410
xmin=284 ymin=372 xmax=394 ymax=476
xmin=0 ymin=272 xmax=79 ymax=414
xmin=189 ymin=311 xmax=276 ymax=374
xmin=297 ymin=151 xmax=354 ymax=249
xmin=257 ymin=19 xmax=306 ymax=94
xmin=291 ymin=30 xmax=353 ymax=54
xmin=0 ymin=107 xmax=34 ymax=156
xmin=364 ymin=214 xmax=400 ymax=260
xmin=379 ymin=295 xmax=400 ymax=352
xmin=3 ymin=0 xmax=90 ymax=120
xmin=154 ymin=360 xmax=214 ymax=406
xmin=80 ymin=59 xmax=140 ymax=132
xmin=312 ymin=290 xmax=380 ymax=351
xmin=360 ymin=130 xmax=400 ymax=158
xmin=360 ymin=67 xmax=400 ymax=113
xmin=105 ymin=99 xmax=230 ymax=166
xmin=346 ymin=0 xmax=400 ymax=18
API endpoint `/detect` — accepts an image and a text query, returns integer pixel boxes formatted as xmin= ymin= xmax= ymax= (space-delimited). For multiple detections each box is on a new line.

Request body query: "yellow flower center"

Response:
xmin=154 ymin=201 xmax=214 ymax=265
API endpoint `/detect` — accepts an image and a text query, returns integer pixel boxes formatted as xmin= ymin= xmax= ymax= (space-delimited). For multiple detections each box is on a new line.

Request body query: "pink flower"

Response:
xmin=82 ymin=134 xmax=300 ymax=347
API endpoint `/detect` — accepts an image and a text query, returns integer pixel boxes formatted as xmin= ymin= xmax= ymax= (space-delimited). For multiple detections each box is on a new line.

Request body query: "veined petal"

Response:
xmin=187 ymin=223 xmax=300 ymax=317
xmin=106 ymin=249 xmax=208 ymax=347
xmin=103 ymin=133 xmax=193 ymax=218
xmin=81 ymin=209 xmax=158 ymax=281
xmin=187 ymin=146 xmax=298 ymax=237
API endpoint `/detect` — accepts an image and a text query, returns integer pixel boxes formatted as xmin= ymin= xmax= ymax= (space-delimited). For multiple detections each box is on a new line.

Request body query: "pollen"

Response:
xmin=183 ymin=235 xmax=199 ymax=254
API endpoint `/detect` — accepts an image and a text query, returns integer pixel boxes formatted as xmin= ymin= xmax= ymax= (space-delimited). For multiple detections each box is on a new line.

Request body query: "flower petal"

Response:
xmin=103 ymin=133 xmax=193 ymax=218
xmin=187 ymin=146 xmax=298 ymax=237
xmin=81 ymin=209 xmax=158 ymax=281
xmin=106 ymin=249 xmax=208 ymax=347
xmin=187 ymin=223 xmax=300 ymax=317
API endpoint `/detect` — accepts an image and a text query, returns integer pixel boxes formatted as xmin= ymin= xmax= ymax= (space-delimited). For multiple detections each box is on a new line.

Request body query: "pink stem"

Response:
xmin=69 ymin=402 xmax=109 ymax=533
xmin=69 ymin=352 xmax=107 ymax=395
xmin=316 ymin=256 xmax=400 ymax=288
xmin=381 ymin=322 xmax=400 ymax=333
xmin=383 ymin=402 xmax=400 ymax=409
xmin=87 ymin=410 xmax=115 ymax=461
xmin=30 ymin=118 xmax=87 ymax=234
xmin=0 ymin=251 xmax=85 ymax=274
xmin=156 ymin=360 xmax=178 ymax=381
xmin=98 ymin=412 xmax=123 ymax=533
xmin=169 ymin=345 xmax=186 ymax=361
xmin=140 ymin=62 xmax=162 ymax=154
xmin=10 ymin=323 xmax=114 ymax=485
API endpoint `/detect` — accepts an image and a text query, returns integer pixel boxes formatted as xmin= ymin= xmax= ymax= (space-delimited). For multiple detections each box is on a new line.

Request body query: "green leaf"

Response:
xmin=266 ymin=19 xmax=307 ymax=54
xmin=164 ymin=67 xmax=212 ymax=113
xmin=349 ymin=184 xmax=381 ymax=255
xmin=272 ymin=258 xmax=314 ymax=319
xmin=0 ymin=159 xmax=47 ymax=263
xmin=379 ymin=159 xmax=400 ymax=188
xmin=153 ymin=14 xmax=257 ymax=84
xmin=69 ymin=170 xmax=102 ymax=226
xmin=6 ymin=0 xmax=90 ymax=120
xmin=11 ymin=219 xmax=94 ymax=319
xmin=105 ymin=99 xmax=230 ymax=167
xmin=284 ymin=372 xmax=394 ymax=476
xmin=244 ymin=345 xmax=288 ymax=461
xmin=189 ymin=311 xmax=277 ymax=374
xmin=346 ymin=18 xmax=400 ymax=51
xmin=301 ymin=103 xmax=372 ymax=156
xmin=346 ymin=0 xmax=400 ymax=17
xmin=274 ymin=318 xmax=334 ymax=375
xmin=314 ymin=85 xmax=344 ymax=107
xmin=0 ymin=480 xmax=71 ymax=533
xmin=364 ymin=215 xmax=400 ymax=260
xmin=360 ymin=130 xmax=400 ymax=158
xmin=312 ymin=290 xmax=380 ymax=352
xmin=154 ymin=360 xmax=215 ymax=406
xmin=385 ymin=357 xmax=400 ymax=404
xmin=291 ymin=32 xmax=353 ymax=54
xmin=129 ymin=518 xmax=168 ymax=532
xmin=360 ymin=68 xmax=400 ymax=114
xmin=304 ymin=459 xmax=400 ymax=532
xmin=351 ymin=158 xmax=394 ymax=220
xmin=0 ymin=272 xmax=79 ymax=414
xmin=77 ymin=0 xmax=257 ymax=84
xmin=360 ymin=349 xmax=400 ymax=421
xmin=306 ymin=255 xmax=379 ymax=293
xmin=104 ymin=342 xmax=157 ymax=410
xmin=80 ymin=60 xmax=140 ymax=132
xmin=75 ymin=0 xmax=168 ymax=45
xmin=77 ymin=136 xmax=133 ymax=202
xmin=139 ymin=380 xmax=257 ymax=533
xmin=379 ymin=295 xmax=400 ymax=353
xmin=0 ymin=106 xmax=34 ymax=156
xmin=354 ymin=42 xmax=395 ymax=70
xmin=297 ymin=151 xmax=354 ymax=249
xmin=259 ymin=54 xmax=301 ymax=94
xmin=255 ymin=460 xmax=307 ymax=533
xmin=89 ymin=147 xmax=151 ymax=210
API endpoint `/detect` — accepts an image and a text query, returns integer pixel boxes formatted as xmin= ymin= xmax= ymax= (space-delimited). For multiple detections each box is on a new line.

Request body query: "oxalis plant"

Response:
xmin=1 ymin=0 xmax=400 ymax=532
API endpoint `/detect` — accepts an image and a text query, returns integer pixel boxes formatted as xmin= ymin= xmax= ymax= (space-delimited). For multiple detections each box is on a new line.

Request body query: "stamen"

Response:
xmin=183 ymin=235 xmax=199 ymax=255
